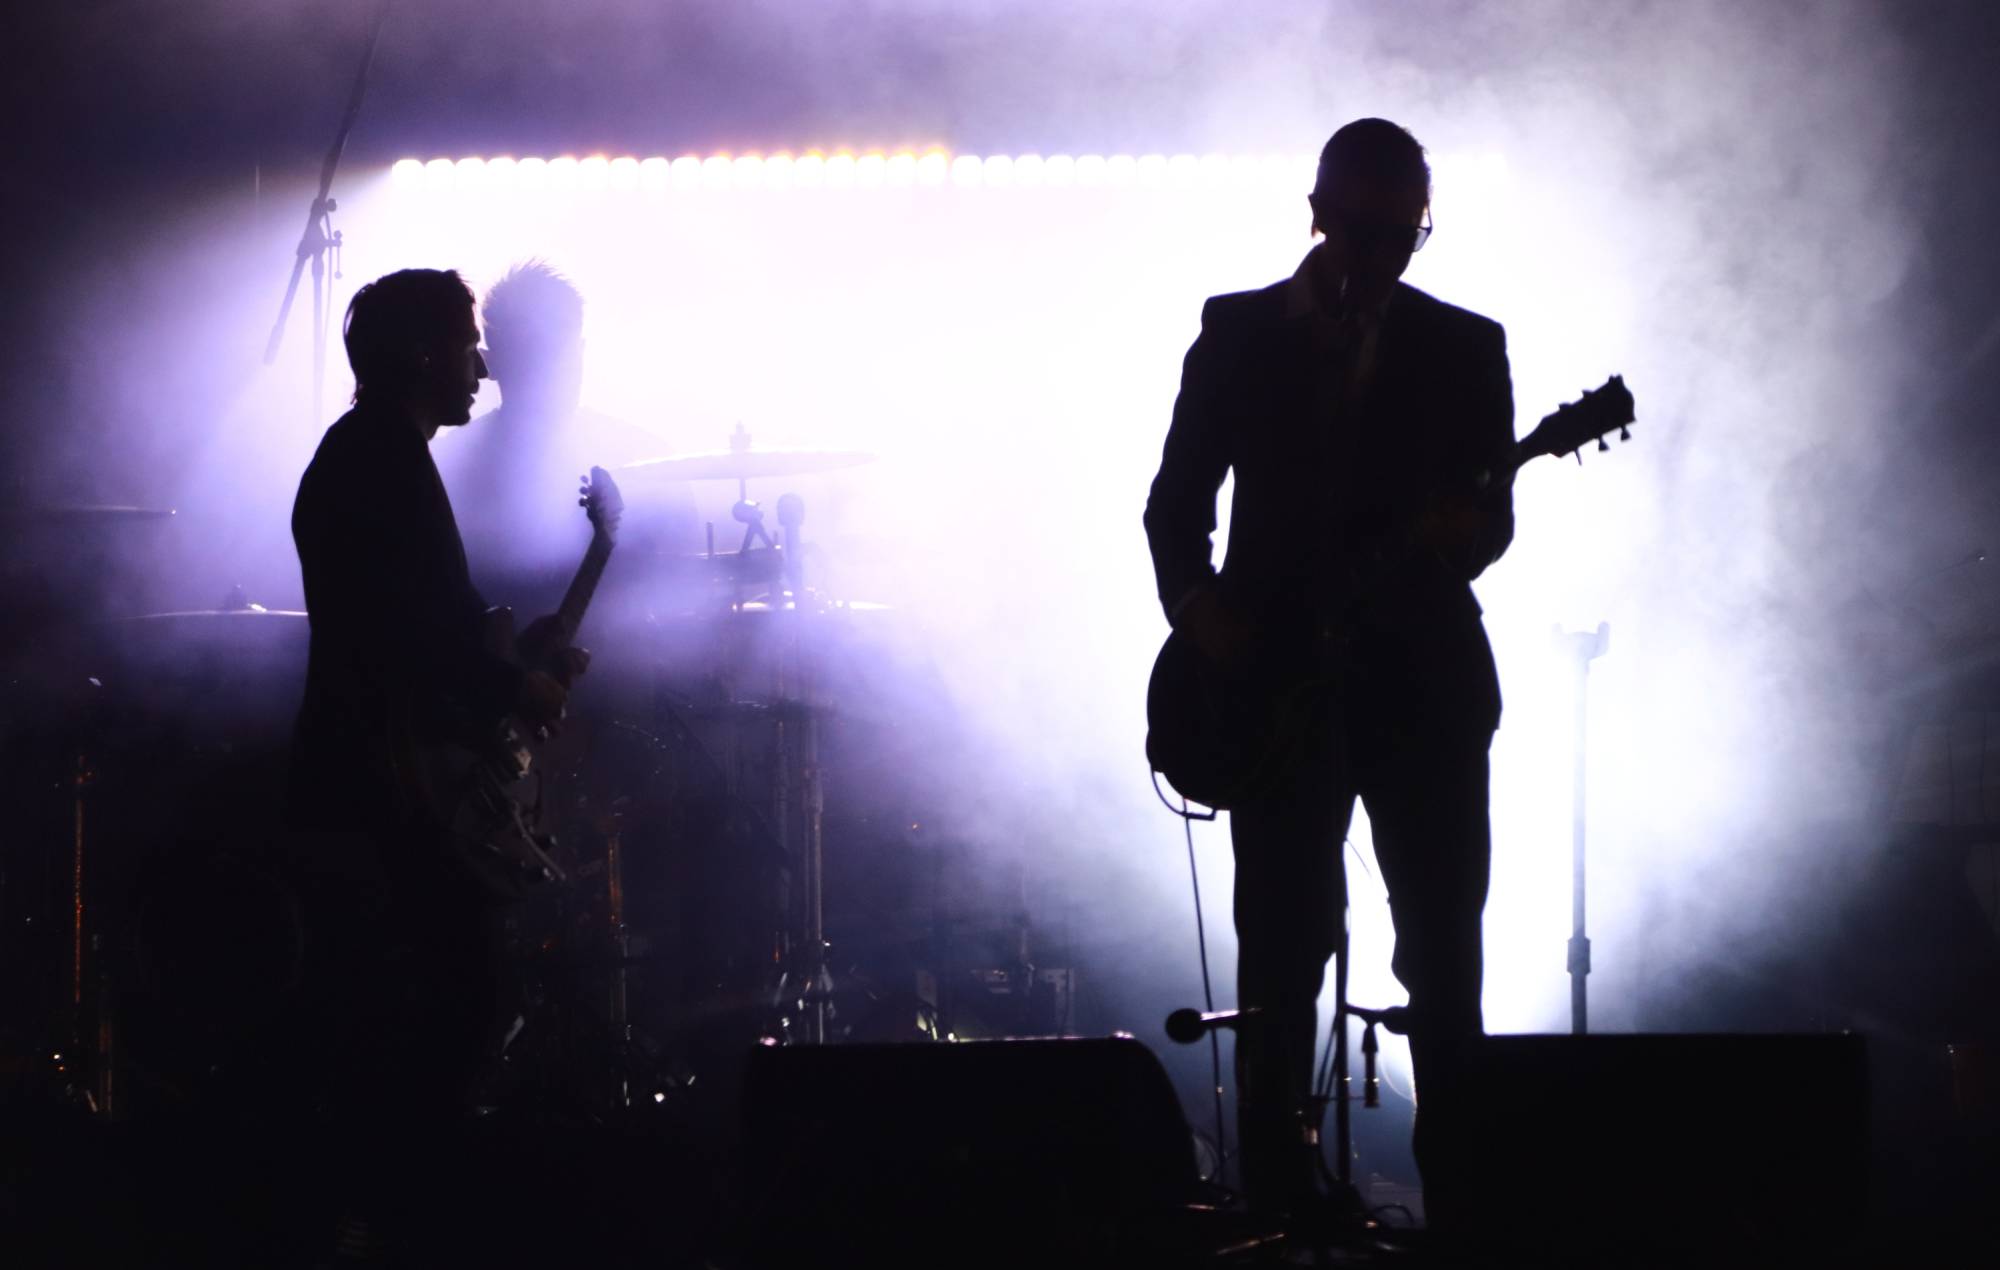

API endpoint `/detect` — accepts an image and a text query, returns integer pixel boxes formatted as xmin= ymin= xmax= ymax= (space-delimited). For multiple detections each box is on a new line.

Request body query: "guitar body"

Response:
xmin=1145 ymin=376 xmax=1637 ymax=813
xmin=397 ymin=466 xmax=626 ymax=903
xmin=406 ymin=606 xmax=567 ymax=903
xmin=1145 ymin=627 xmax=1326 ymax=811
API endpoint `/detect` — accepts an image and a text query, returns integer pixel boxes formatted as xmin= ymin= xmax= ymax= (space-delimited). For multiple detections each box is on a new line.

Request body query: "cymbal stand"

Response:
xmin=769 ymin=492 xmax=833 ymax=1044
xmin=604 ymin=811 xmax=633 ymax=1110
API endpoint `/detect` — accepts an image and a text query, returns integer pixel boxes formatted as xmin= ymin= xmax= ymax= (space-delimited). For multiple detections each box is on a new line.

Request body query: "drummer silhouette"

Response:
xmin=434 ymin=260 xmax=696 ymax=611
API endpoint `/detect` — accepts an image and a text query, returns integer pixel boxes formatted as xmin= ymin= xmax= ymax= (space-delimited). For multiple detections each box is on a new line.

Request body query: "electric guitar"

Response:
xmin=404 ymin=465 xmax=625 ymax=901
xmin=1145 ymin=376 xmax=1636 ymax=811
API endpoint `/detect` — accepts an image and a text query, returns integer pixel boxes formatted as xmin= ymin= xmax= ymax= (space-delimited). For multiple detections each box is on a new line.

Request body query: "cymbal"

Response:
xmin=126 ymin=606 xmax=308 ymax=622
xmin=730 ymin=598 xmax=892 ymax=616
xmin=620 ymin=448 xmax=874 ymax=482
xmin=3 ymin=505 xmax=177 ymax=524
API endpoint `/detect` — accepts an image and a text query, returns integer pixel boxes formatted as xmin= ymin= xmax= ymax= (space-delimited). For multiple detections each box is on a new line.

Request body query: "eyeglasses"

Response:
xmin=1328 ymin=212 xmax=1433 ymax=254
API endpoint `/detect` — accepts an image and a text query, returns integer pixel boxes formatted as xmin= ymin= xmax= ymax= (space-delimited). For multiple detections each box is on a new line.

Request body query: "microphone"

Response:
xmin=1165 ymin=1006 xmax=1264 ymax=1045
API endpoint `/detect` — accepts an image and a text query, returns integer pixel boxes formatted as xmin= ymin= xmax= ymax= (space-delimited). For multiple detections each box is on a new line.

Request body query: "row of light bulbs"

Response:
xmin=389 ymin=151 xmax=1320 ymax=193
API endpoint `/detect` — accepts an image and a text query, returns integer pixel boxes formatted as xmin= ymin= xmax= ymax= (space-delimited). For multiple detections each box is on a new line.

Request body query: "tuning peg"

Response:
xmin=1619 ymin=426 xmax=1631 ymax=441
xmin=1574 ymin=450 xmax=1584 ymax=465
xmin=1597 ymin=437 xmax=1610 ymax=452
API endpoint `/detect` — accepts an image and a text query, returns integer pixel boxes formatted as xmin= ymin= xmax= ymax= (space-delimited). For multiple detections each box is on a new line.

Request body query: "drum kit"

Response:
xmin=0 ymin=425 xmax=1030 ymax=1118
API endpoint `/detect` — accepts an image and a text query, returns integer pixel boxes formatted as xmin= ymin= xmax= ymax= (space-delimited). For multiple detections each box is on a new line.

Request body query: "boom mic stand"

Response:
xmin=262 ymin=0 xmax=391 ymax=426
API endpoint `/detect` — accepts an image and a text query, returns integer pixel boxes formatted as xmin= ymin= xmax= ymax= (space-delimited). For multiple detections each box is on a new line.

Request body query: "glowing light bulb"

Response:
xmin=916 ymin=151 xmax=948 ymax=186
xmin=1014 ymin=154 xmax=1046 ymax=186
xmin=1075 ymin=154 xmax=1108 ymax=187
xmin=702 ymin=154 xmax=732 ymax=188
xmin=855 ymin=153 xmax=886 ymax=187
xmin=884 ymin=152 xmax=916 ymax=186
xmin=516 ymin=156 xmax=549 ymax=190
xmin=547 ymin=155 xmax=581 ymax=191
xmin=390 ymin=158 xmax=423 ymax=189
xmin=639 ymin=156 xmax=670 ymax=191
xmin=950 ymin=154 xmax=983 ymax=187
xmin=422 ymin=157 xmax=455 ymax=192
xmin=1137 ymin=154 xmax=1170 ymax=185
xmin=794 ymin=153 xmax=826 ymax=186
xmin=608 ymin=156 xmax=640 ymax=191
xmin=670 ymin=155 xmax=702 ymax=188
xmin=1104 ymin=154 xmax=1137 ymax=186
xmin=1044 ymin=154 xmax=1076 ymax=186
xmin=983 ymin=154 xmax=1015 ymax=187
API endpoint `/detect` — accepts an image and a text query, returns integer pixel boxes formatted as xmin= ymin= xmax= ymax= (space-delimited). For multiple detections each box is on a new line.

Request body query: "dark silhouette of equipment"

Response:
xmin=1456 ymin=1032 xmax=1868 ymax=1261
xmin=741 ymin=1037 xmax=1198 ymax=1265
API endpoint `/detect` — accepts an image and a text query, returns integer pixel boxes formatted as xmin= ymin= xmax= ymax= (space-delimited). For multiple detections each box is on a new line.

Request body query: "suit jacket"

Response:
xmin=1144 ymin=277 xmax=1515 ymax=731
xmin=287 ymin=403 xmax=524 ymax=832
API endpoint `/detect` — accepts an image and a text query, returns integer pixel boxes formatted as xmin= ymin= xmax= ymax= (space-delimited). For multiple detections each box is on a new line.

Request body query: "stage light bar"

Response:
xmin=389 ymin=152 xmax=1318 ymax=193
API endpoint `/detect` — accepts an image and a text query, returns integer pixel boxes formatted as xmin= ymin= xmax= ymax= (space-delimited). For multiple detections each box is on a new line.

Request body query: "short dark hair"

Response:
xmin=343 ymin=268 xmax=475 ymax=404
xmin=1315 ymin=118 xmax=1431 ymax=202
xmin=481 ymin=259 xmax=583 ymax=356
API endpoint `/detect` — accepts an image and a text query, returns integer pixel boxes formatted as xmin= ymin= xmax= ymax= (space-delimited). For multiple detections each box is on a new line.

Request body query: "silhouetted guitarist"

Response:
xmin=286 ymin=271 xmax=587 ymax=1251
xmin=1145 ymin=119 xmax=1514 ymax=1222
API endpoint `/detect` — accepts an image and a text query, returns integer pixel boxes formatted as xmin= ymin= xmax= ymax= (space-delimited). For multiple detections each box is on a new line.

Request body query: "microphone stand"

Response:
xmin=262 ymin=0 xmax=392 ymax=426
xmin=1555 ymin=622 xmax=1610 ymax=1034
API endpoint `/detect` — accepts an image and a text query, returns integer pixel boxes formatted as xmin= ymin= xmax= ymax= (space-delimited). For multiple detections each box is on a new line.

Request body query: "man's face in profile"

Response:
xmin=426 ymin=312 xmax=488 ymax=428
xmin=1308 ymin=172 xmax=1429 ymax=310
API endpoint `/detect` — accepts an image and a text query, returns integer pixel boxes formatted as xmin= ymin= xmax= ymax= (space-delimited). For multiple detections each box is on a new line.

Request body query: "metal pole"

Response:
xmin=1557 ymin=623 xmax=1610 ymax=1035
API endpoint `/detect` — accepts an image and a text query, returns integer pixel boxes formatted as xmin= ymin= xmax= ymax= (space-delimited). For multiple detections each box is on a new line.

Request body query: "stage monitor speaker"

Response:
xmin=742 ymin=1036 xmax=1198 ymax=1265
xmin=1459 ymin=1033 xmax=1868 ymax=1262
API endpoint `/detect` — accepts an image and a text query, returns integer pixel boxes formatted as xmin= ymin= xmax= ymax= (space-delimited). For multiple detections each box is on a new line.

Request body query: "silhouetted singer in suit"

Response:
xmin=1145 ymin=119 xmax=1514 ymax=1219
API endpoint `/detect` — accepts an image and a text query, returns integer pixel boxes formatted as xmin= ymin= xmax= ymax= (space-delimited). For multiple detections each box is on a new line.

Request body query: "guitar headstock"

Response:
xmin=1518 ymin=375 xmax=1636 ymax=465
xmin=581 ymin=465 xmax=624 ymax=541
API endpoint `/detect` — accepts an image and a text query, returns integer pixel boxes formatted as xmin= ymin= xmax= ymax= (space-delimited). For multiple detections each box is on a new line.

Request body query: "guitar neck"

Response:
xmin=555 ymin=530 xmax=615 ymax=643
